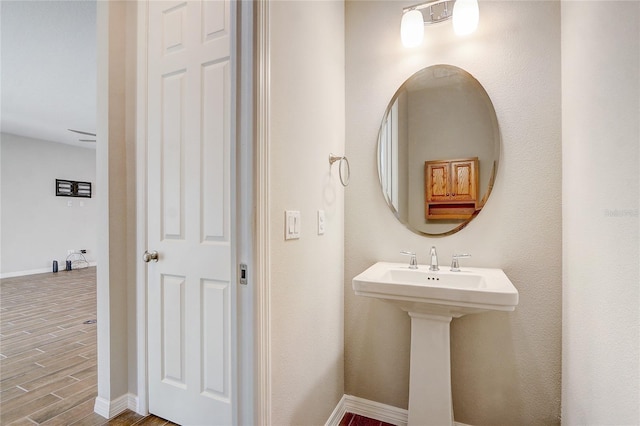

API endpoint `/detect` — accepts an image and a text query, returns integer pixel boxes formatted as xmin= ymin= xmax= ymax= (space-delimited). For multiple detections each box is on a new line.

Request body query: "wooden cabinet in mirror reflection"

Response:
xmin=424 ymin=157 xmax=479 ymax=220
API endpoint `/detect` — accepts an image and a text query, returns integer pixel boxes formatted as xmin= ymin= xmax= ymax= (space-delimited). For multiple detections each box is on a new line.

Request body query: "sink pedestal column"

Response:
xmin=407 ymin=312 xmax=454 ymax=426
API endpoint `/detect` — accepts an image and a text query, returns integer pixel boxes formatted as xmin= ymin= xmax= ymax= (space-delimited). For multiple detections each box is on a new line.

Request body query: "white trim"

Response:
xmin=127 ymin=394 xmax=140 ymax=413
xmin=229 ymin=0 xmax=240 ymax=423
xmin=135 ymin=0 xmax=149 ymax=417
xmin=236 ymin=0 xmax=256 ymax=424
xmin=0 ymin=263 xmax=98 ymax=279
xmin=325 ymin=395 xmax=473 ymax=426
xmin=325 ymin=395 xmax=348 ymax=426
xmin=94 ymin=0 xmax=110 ymax=414
xmin=93 ymin=396 xmax=110 ymax=419
xmin=94 ymin=393 xmax=133 ymax=419
xmin=0 ymin=268 xmax=50 ymax=279
xmin=344 ymin=395 xmax=408 ymax=426
xmin=255 ymin=1 xmax=271 ymax=424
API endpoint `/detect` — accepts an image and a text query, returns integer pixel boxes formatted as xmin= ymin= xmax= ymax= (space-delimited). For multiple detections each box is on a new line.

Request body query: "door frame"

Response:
xmin=134 ymin=1 xmax=258 ymax=423
xmin=254 ymin=1 xmax=271 ymax=424
xmin=134 ymin=0 xmax=148 ymax=416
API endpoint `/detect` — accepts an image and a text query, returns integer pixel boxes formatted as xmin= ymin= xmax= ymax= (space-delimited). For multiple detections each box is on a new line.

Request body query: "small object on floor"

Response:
xmin=83 ymin=319 xmax=97 ymax=324
xmin=66 ymin=252 xmax=89 ymax=270
xmin=66 ymin=260 xmax=72 ymax=271
xmin=53 ymin=260 xmax=58 ymax=273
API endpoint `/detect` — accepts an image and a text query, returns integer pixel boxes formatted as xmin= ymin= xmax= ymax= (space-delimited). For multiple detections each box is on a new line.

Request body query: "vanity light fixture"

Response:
xmin=401 ymin=9 xmax=425 ymax=48
xmin=452 ymin=0 xmax=479 ymax=35
xmin=401 ymin=0 xmax=479 ymax=47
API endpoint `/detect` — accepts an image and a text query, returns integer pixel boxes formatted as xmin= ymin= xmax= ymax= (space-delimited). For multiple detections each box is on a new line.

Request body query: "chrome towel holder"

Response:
xmin=329 ymin=153 xmax=350 ymax=187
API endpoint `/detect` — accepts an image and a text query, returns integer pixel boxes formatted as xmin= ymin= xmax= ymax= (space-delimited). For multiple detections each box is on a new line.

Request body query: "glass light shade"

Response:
xmin=452 ymin=0 xmax=479 ymax=36
xmin=401 ymin=10 xmax=424 ymax=48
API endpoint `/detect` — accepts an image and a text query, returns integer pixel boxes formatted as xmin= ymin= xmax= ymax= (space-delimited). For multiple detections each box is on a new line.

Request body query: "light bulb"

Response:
xmin=401 ymin=10 xmax=424 ymax=48
xmin=452 ymin=0 xmax=479 ymax=36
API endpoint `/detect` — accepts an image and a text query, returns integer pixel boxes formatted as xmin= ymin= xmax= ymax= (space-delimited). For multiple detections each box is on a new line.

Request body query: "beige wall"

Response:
xmin=269 ymin=1 xmax=346 ymax=424
xmin=96 ymin=0 xmax=137 ymax=405
xmin=345 ymin=1 xmax=562 ymax=424
xmin=562 ymin=2 xmax=640 ymax=424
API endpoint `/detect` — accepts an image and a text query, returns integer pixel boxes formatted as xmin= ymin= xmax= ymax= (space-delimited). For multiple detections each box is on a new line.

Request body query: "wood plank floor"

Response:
xmin=1 ymin=268 xmax=392 ymax=426
xmin=339 ymin=413 xmax=395 ymax=426
xmin=0 ymin=268 xmax=171 ymax=425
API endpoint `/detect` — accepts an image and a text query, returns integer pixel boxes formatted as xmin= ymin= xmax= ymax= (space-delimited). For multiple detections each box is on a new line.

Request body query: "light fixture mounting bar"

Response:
xmin=403 ymin=0 xmax=457 ymax=25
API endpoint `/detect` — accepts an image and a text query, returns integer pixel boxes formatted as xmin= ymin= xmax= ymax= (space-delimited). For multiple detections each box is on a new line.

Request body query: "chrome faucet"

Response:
xmin=429 ymin=246 xmax=439 ymax=271
xmin=400 ymin=251 xmax=418 ymax=269
xmin=450 ymin=253 xmax=471 ymax=272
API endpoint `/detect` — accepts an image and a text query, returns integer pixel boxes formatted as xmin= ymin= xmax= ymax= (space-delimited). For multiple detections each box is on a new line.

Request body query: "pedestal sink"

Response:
xmin=352 ymin=262 xmax=519 ymax=426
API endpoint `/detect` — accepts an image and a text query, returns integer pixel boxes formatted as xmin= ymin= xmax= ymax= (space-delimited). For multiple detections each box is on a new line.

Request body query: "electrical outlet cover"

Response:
xmin=317 ymin=210 xmax=325 ymax=235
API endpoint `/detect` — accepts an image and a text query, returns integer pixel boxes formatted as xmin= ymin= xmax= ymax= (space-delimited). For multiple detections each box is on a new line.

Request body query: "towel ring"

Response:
xmin=329 ymin=153 xmax=350 ymax=187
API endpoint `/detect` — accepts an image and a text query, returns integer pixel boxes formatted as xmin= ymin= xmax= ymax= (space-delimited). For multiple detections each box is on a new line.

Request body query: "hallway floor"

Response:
xmin=1 ymin=267 xmax=99 ymax=424
xmin=1 ymin=268 xmax=390 ymax=426
xmin=0 ymin=268 xmax=170 ymax=425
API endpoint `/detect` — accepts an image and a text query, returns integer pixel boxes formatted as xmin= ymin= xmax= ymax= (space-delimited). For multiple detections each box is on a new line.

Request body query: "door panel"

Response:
xmin=146 ymin=1 xmax=234 ymax=424
xmin=161 ymin=274 xmax=186 ymax=387
xmin=425 ymin=162 xmax=449 ymax=200
xmin=450 ymin=160 xmax=476 ymax=201
xmin=161 ymin=71 xmax=186 ymax=240
xmin=201 ymin=61 xmax=230 ymax=242
xmin=201 ymin=279 xmax=230 ymax=400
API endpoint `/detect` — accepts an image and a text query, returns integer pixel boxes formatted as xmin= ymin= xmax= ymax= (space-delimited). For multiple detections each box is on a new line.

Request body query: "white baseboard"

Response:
xmin=325 ymin=395 xmax=473 ymax=426
xmin=325 ymin=395 xmax=349 ymax=426
xmin=94 ymin=393 xmax=138 ymax=419
xmin=127 ymin=394 xmax=141 ymax=414
xmin=1 ymin=267 xmax=53 ymax=279
xmin=0 ymin=262 xmax=97 ymax=279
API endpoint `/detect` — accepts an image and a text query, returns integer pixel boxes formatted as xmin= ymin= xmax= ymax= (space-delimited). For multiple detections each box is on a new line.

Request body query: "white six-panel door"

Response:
xmin=145 ymin=1 xmax=235 ymax=424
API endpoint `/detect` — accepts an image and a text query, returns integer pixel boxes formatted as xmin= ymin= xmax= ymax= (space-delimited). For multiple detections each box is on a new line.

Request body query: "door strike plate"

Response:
xmin=239 ymin=263 xmax=248 ymax=285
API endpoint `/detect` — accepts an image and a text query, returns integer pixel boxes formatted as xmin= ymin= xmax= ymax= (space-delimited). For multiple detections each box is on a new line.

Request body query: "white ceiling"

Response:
xmin=1 ymin=0 xmax=97 ymax=149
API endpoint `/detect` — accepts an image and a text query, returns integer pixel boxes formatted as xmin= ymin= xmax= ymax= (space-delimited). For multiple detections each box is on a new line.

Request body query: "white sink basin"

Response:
xmin=352 ymin=261 xmax=519 ymax=425
xmin=353 ymin=261 xmax=518 ymax=317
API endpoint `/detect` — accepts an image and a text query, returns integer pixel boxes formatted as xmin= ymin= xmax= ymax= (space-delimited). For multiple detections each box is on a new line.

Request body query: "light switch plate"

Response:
xmin=285 ymin=210 xmax=301 ymax=240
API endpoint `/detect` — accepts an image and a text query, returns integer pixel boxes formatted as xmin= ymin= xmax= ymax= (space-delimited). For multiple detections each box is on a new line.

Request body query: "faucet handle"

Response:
xmin=450 ymin=253 xmax=471 ymax=272
xmin=400 ymin=251 xmax=418 ymax=269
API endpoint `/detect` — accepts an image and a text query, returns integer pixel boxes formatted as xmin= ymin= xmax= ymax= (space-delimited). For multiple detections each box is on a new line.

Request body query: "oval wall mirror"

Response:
xmin=377 ymin=64 xmax=500 ymax=236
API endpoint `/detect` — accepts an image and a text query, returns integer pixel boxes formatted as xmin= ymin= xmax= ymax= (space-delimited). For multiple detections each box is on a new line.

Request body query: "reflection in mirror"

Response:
xmin=378 ymin=64 xmax=500 ymax=236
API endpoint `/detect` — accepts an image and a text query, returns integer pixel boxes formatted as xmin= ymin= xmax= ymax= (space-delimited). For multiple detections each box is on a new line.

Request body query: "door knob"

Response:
xmin=143 ymin=250 xmax=159 ymax=263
